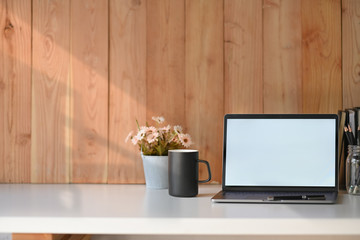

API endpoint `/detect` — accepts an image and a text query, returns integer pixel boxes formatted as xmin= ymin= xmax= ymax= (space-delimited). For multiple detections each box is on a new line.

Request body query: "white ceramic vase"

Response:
xmin=141 ymin=154 xmax=169 ymax=189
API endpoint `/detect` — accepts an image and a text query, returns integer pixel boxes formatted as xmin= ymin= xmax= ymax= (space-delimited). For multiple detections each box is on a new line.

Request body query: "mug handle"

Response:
xmin=198 ymin=159 xmax=212 ymax=183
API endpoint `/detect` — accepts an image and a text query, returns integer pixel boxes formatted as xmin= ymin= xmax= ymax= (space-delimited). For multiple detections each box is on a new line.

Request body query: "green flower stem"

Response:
xmin=136 ymin=119 xmax=140 ymax=131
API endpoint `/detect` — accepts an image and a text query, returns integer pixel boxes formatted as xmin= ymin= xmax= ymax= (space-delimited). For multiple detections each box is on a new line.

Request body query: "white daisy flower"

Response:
xmin=159 ymin=125 xmax=171 ymax=133
xmin=179 ymin=133 xmax=193 ymax=148
xmin=174 ymin=125 xmax=183 ymax=134
xmin=152 ymin=116 xmax=165 ymax=124
xmin=136 ymin=127 xmax=147 ymax=140
xmin=147 ymin=126 xmax=157 ymax=135
xmin=147 ymin=132 xmax=159 ymax=143
xmin=131 ymin=136 xmax=139 ymax=145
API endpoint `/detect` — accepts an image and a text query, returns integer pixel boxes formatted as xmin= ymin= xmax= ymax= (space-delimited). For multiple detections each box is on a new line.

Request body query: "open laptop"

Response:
xmin=212 ymin=114 xmax=338 ymax=203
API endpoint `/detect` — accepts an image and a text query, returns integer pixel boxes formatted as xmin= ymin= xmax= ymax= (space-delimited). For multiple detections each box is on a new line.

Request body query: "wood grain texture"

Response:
xmin=263 ymin=0 xmax=302 ymax=113
xmin=185 ymin=0 xmax=223 ymax=183
xmin=13 ymin=234 xmax=90 ymax=240
xmin=31 ymin=0 xmax=70 ymax=183
xmin=342 ymin=0 xmax=360 ymax=109
xmin=53 ymin=235 xmax=91 ymax=240
xmin=71 ymin=0 xmax=108 ymax=183
xmin=0 ymin=0 xmax=32 ymax=183
xmin=146 ymin=0 xmax=185 ymax=125
xmin=12 ymin=234 xmax=52 ymax=240
xmin=0 ymin=0 xmax=352 ymax=184
xmin=108 ymin=0 xmax=146 ymax=183
xmin=301 ymin=0 xmax=342 ymax=114
xmin=224 ymin=0 xmax=263 ymax=114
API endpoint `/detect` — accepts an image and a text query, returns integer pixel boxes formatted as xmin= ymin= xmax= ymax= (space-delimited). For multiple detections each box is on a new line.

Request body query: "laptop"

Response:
xmin=212 ymin=114 xmax=338 ymax=203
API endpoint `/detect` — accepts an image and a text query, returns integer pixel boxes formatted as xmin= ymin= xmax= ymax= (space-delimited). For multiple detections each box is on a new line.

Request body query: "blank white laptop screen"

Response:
xmin=225 ymin=119 xmax=336 ymax=187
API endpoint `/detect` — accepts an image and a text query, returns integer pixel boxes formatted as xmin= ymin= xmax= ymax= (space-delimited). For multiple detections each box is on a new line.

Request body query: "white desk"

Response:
xmin=0 ymin=184 xmax=360 ymax=237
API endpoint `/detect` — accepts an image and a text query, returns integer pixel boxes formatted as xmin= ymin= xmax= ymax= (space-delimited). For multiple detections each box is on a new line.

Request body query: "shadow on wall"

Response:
xmin=0 ymin=0 xmax=157 ymax=183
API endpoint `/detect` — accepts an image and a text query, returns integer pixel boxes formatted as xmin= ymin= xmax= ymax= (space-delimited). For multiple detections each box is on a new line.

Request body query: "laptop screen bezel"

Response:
xmin=222 ymin=114 xmax=338 ymax=192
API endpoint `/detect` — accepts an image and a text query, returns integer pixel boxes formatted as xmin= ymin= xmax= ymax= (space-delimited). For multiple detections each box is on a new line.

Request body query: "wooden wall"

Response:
xmin=0 ymin=0 xmax=359 ymax=184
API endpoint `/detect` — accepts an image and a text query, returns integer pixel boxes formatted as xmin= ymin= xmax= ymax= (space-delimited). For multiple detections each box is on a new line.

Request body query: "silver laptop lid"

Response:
xmin=222 ymin=114 xmax=338 ymax=192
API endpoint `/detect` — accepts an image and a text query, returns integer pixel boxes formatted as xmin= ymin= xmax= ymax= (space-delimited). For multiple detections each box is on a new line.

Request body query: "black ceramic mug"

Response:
xmin=168 ymin=149 xmax=211 ymax=197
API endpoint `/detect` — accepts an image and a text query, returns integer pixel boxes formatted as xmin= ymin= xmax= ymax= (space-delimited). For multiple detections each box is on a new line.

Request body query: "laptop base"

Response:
xmin=211 ymin=190 xmax=338 ymax=204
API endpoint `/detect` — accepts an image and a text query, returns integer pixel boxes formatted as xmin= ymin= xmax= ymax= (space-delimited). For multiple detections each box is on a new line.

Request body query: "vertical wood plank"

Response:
xmin=185 ymin=0 xmax=223 ymax=182
xmin=13 ymin=234 xmax=52 ymax=240
xmin=263 ymin=0 xmax=302 ymax=113
xmin=224 ymin=0 xmax=263 ymax=114
xmin=71 ymin=0 xmax=108 ymax=183
xmin=108 ymin=0 xmax=146 ymax=183
xmin=301 ymin=0 xmax=342 ymax=113
xmin=32 ymin=0 xmax=70 ymax=183
xmin=13 ymin=234 xmax=90 ymax=240
xmin=0 ymin=0 xmax=31 ymax=183
xmin=342 ymin=0 xmax=360 ymax=109
xmin=146 ymin=0 xmax=185 ymax=125
xmin=53 ymin=235 xmax=91 ymax=240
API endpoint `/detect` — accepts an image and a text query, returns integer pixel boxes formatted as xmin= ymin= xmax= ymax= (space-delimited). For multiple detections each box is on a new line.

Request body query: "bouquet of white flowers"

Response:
xmin=126 ymin=116 xmax=193 ymax=156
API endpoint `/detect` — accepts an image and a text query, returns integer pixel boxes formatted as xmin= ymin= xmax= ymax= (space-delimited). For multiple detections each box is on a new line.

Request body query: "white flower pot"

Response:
xmin=141 ymin=154 xmax=168 ymax=189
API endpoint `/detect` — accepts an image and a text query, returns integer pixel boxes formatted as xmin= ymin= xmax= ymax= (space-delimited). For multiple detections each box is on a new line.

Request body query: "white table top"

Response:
xmin=0 ymin=184 xmax=360 ymax=235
